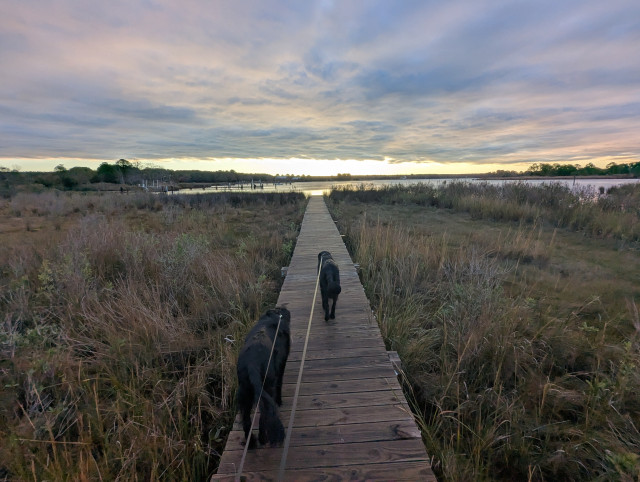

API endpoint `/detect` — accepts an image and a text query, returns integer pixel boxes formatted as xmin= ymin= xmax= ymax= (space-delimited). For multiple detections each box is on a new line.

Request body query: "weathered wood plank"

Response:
xmin=289 ymin=333 xmax=385 ymax=348
xmin=232 ymin=403 xmax=414 ymax=431
xmin=278 ymin=389 xmax=408 ymax=411
xmin=281 ymin=377 xmax=402 ymax=395
xmin=218 ymin=438 xmax=429 ymax=472
xmin=287 ymin=346 xmax=386 ymax=362
xmin=285 ymin=353 xmax=391 ymax=371
xmin=225 ymin=419 xmax=422 ymax=448
xmin=282 ymin=364 xmax=397 ymax=384
xmin=213 ymin=461 xmax=437 ymax=481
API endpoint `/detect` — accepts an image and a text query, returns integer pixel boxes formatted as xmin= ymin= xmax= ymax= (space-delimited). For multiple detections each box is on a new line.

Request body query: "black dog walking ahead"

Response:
xmin=236 ymin=307 xmax=291 ymax=447
xmin=318 ymin=251 xmax=342 ymax=321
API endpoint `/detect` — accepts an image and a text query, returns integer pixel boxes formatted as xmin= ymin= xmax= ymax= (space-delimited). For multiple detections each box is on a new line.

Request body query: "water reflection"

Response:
xmin=177 ymin=177 xmax=639 ymax=197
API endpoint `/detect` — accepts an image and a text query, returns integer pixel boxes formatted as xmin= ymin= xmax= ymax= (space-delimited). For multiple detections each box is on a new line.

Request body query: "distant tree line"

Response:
xmin=492 ymin=161 xmax=640 ymax=178
xmin=2 ymin=158 xmax=638 ymax=198
xmin=0 ymin=160 xmax=281 ymax=196
xmin=527 ymin=161 xmax=640 ymax=177
xmin=0 ymin=159 xmax=432 ymax=197
xmin=91 ymin=159 xmax=278 ymax=185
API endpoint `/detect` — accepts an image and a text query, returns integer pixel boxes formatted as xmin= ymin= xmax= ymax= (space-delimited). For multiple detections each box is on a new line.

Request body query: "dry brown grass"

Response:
xmin=0 ymin=190 xmax=305 ymax=480
xmin=328 ymin=188 xmax=640 ymax=481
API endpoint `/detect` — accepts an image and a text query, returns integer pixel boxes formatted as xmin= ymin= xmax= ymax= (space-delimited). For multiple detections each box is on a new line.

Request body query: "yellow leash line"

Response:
xmin=277 ymin=267 xmax=321 ymax=480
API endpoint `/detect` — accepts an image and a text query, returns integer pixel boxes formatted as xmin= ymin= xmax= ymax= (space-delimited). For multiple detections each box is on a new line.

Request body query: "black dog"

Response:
xmin=236 ymin=307 xmax=291 ymax=447
xmin=318 ymin=251 xmax=341 ymax=321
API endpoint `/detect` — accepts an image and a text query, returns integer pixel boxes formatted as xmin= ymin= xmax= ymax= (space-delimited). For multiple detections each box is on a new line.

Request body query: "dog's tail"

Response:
xmin=259 ymin=392 xmax=285 ymax=446
xmin=248 ymin=366 xmax=285 ymax=446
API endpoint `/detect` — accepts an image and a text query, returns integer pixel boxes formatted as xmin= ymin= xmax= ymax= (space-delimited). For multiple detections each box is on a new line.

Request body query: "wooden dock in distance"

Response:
xmin=214 ymin=196 xmax=435 ymax=481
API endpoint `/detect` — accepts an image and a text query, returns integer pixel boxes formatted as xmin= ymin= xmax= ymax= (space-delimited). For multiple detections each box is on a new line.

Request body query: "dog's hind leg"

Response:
xmin=321 ymin=291 xmax=330 ymax=321
xmin=237 ymin=385 xmax=255 ymax=447
xmin=275 ymin=354 xmax=287 ymax=406
xmin=330 ymin=296 xmax=337 ymax=319
xmin=258 ymin=388 xmax=284 ymax=446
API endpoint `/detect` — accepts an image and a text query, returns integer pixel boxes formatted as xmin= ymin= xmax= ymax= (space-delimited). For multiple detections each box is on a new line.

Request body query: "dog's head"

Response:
xmin=318 ymin=251 xmax=333 ymax=263
xmin=267 ymin=306 xmax=291 ymax=323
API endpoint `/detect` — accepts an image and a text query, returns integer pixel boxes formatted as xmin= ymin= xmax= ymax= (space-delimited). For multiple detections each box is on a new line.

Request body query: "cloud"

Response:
xmin=1 ymin=0 xmax=639 ymax=171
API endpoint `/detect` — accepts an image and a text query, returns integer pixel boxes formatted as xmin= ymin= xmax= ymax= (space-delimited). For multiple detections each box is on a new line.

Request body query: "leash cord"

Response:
xmin=277 ymin=266 xmax=322 ymax=480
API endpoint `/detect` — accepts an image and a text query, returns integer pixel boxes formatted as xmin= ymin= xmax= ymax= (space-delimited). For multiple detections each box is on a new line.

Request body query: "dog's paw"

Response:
xmin=330 ymin=313 xmax=335 ymax=319
xmin=243 ymin=434 xmax=258 ymax=449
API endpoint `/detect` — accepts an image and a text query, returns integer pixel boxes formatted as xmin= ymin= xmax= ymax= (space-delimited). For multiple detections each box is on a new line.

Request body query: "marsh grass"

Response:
xmin=0 ymin=191 xmax=305 ymax=480
xmin=331 ymin=181 xmax=640 ymax=241
xmin=328 ymin=185 xmax=640 ymax=481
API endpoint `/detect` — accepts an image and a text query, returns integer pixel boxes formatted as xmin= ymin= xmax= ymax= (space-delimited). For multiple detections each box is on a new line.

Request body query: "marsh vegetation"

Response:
xmin=0 ymin=191 xmax=305 ymax=480
xmin=328 ymin=182 xmax=640 ymax=481
xmin=3 ymin=180 xmax=639 ymax=481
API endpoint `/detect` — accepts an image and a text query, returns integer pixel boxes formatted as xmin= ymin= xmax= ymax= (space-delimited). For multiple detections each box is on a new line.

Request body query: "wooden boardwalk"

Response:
xmin=214 ymin=196 xmax=435 ymax=481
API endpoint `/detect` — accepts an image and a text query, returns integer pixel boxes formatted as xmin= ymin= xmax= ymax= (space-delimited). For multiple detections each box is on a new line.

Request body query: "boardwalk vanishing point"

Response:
xmin=214 ymin=196 xmax=436 ymax=481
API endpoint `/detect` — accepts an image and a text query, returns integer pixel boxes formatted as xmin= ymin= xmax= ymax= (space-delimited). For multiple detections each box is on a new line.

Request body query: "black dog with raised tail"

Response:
xmin=318 ymin=251 xmax=341 ymax=321
xmin=236 ymin=307 xmax=291 ymax=447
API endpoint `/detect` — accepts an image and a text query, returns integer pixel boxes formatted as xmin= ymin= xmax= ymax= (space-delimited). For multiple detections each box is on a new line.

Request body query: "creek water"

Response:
xmin=180 ymin=177 xmax=639 ymax=197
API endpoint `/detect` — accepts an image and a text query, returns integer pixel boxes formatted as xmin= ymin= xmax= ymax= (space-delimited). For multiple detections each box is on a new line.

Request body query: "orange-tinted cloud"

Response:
xmin=1 ymin=0 xmax=639 ymax=172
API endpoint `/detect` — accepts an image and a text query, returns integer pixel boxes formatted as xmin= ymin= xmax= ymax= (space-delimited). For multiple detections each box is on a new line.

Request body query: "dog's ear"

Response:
xmin=274 ymin=306 xmax=291 ymax=320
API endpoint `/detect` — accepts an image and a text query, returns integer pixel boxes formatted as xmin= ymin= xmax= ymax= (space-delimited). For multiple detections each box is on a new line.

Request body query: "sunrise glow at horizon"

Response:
xmin=2 ymin=1 xmax=639 ymax=174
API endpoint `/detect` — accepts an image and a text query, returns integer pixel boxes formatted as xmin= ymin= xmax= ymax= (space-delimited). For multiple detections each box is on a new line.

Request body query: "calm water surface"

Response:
xmin=185 ymin=177 xmax=639 ymax=197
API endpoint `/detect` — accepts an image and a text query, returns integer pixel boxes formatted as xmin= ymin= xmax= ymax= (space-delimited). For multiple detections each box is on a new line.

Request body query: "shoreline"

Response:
xmin=476 ymin=174 xmax=638 ymax=181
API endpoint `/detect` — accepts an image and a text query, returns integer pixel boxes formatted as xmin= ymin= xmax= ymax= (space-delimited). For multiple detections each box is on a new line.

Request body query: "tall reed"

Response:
xmin=330 ymin=181 xmax=640 ymax=241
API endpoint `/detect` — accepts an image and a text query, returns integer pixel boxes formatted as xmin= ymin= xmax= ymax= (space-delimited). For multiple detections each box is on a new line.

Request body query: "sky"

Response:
xmin=1 ymin=0 xmax=639 ymax=176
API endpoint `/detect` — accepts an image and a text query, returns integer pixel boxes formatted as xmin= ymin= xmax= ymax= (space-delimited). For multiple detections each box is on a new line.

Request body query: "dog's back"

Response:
xmin=318 ymin=251 xmax=341 ymax=293
xmin=318 ymin=251 xmax=341 ymax=321
xmin=245 ymin=308 xmax=291 ymax=346
xmin=236 ymin=307 xmax=291 ymax=447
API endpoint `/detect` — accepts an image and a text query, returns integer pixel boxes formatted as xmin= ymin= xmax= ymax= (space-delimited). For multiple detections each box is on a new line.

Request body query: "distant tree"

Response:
xmin=527 ymin=162 xmax=578 ymax=176
xmin=526 ymin=163 xmax=554 ymax=176
xmin=61 ymin=176 xmax=78 ymax=189
xmin=493 ymin=170 xmax=518 ymax=177
xmin=48 ymin=164 xmax=79 ymax=190
xmin=605 ymin=162 xmax=630 ymax=175
xmin=68 ymin=166 xmax=94 ymax=185
xmin=94 ymin=162 xmax=120 ymax=183
xmin=553 ymin=163 xmax=579 ymax=176
xmin=577 ymin=162 xmax=603 ymax=176
xmin=114 ymin=159 xmax=134 ymax=183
